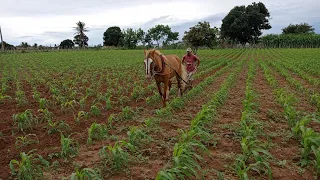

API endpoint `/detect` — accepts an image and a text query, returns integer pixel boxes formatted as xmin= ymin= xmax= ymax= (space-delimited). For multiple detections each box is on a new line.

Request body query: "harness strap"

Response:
xmin=159 ymin=54 xmax=166 ymax=74
xmin=151 ymin=53 xmax=188 ymax=84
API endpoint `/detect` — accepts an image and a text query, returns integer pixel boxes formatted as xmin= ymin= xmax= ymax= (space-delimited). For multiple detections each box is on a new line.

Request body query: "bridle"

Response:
xmin=145 ymin=52 xmax=167 ymax=77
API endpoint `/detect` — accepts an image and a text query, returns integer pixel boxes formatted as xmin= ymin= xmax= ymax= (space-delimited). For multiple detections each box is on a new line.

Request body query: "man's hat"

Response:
xmin=186 ymin=47 xmax=192 ymax=52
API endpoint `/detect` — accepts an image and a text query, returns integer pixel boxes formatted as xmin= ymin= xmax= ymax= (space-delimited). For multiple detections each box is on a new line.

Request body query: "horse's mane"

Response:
xmin=148 ymin=49 xmax=162 ymax=56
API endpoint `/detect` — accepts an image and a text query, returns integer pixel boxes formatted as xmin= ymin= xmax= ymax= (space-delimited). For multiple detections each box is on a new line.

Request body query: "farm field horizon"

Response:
xmin=0 ymin=48 xmax=320 ymax=179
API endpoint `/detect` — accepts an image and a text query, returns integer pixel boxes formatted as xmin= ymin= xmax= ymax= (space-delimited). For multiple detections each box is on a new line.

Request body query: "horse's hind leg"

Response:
xmin=177 ymin=76 xmax=182 ymax=97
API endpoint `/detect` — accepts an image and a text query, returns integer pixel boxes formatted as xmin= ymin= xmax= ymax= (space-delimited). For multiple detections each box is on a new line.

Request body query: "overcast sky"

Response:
xmin=1 ymin=0 xmax=319 ymax=46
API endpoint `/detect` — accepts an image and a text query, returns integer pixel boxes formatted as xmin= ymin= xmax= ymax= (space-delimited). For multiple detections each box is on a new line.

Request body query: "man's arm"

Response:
xmin=182 ymin=55 xmax=186 ymax=64
xmin=194 ymin=55 xmax=200 ymax=66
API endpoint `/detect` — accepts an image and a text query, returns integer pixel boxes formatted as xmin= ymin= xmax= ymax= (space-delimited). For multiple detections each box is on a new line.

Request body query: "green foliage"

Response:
xmin=282 ymin=23 xmax=315 ymax=34
xmin=221 ymin=2 xmax=271 ymax=44
xmin=103 ymin=26 xmax=123 ymax=47
xmin=183 ymin=21 xmax=219 ymax=53
xmin=147 ymin=24 xmax=179 ymax=47
xmin=73 ymin=21 xmax=89 ymax=48
xmin=261 ymin=34 xmax=320 ymax=48
xmin=122 ymin=28 xmax=138 ymax=49
xmin=59 ymin=39 xmax=75 ymax=49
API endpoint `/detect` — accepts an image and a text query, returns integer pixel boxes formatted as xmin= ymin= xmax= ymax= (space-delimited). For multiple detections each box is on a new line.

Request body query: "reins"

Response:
xmin=156 ymin=53 xmax=189 ymax=84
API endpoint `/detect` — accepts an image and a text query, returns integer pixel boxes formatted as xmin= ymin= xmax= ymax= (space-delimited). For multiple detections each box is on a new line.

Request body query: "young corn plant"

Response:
xmin=9 ymin=150 xmax=49 ymax=180
xmin=99 ymin=140 xmax=129 ymax=171
xmin=60 ymin=133 xmax=79 ymax=159
xmin=12 ymin=109 xmax=35 ymax=132
xmin=312 ymin=146 xmax=320 ymax=175
xmin=131 ymin=85 xmax=145 ymax=101
xmin=126 ymin=126 xmax=152 ymax=152
xmin=300 ymin=126 xmax=320 ymax=167
xmin=32 ymin=90 xmax=41 ymax=102
xmin=38 ymin=98 xmax=47 ymax=109
xmin=61 ymin=99 xmax=78 ymax=113
xmin=0 ymin=92 xmax=11 ymax=104
xmin=15 ymin=90 xmax=28 ymax=106
xmin=118 ymin=106 xmax=135 ymax=121
xmin=70 ymin=167 xmax=102 ymax=180
xmin=15 ymin=134 xmax=39 ymax=149
xmin=87 ymin=122 xmax=108 ymax=144
xmin=46 ymin=119 xmax=71 ymax=134
xmin=90 ymin=103 xmax=101 ymax=116
xmin=37 ymin=108 xmax=53 ymax=123
xmin=105 ymin=96 xmax=112 ymax=110
xmin=74 ymin=111 xmax=89 ymax=123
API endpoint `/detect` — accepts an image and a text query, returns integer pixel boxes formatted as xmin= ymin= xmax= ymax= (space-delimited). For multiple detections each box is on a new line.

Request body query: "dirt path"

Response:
xmin=252 ymin=65 xmax=315 ymax=179
xmin=200 ymin=59 xmax=248 ymax=179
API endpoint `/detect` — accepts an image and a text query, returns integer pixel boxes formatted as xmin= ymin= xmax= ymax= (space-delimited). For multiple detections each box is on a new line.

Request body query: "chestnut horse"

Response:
xmin=143 ymin=49 xmax=188 ymax=107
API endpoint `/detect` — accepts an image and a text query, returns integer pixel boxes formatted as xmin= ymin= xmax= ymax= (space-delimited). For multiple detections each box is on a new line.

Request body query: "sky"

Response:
xmin=0 ymin=0 xmax=319 ymax=46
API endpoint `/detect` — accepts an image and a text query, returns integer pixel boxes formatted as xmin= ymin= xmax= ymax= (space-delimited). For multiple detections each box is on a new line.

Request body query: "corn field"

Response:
xmin=0 ymin=48 xmax=319 ymax=179
xmin=261 ymin=34 xmax=320 ymax=48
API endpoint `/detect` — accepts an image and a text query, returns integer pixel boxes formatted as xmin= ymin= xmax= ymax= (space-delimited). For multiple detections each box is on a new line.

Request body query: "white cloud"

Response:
xmin=0 ymin=0 xmax=319 ymax=45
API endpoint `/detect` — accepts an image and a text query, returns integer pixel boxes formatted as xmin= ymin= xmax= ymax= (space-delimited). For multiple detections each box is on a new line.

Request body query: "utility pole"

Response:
xmin=0 ymin=26 xmax=4 ymax=51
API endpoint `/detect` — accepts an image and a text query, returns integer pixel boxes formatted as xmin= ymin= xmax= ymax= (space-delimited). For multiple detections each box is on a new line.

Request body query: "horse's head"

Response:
xmin=143 ymin=49 xmax=156 ymax=79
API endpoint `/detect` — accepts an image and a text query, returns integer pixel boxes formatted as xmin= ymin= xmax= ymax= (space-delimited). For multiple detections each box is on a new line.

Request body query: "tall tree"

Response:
xmin=103 ymin=26 xmax=123 ymax=47
xmin=73 ymin=21 xmax=89 ymax=48
xmin=147 ymin=24 xmax=178 ymax=47
xmin=282 ymin=23 xmax=315 ymax=34
xmin=136 ymin=28 xmax=145 ymax=46
xmin=164 ymin=31 xmax=179 ymax=46
xmin=122 ymin=28 xmax=138 ymax=49
xmin=183 ymin=21 xmax=219 ymax=54
xmin=20 ymin=42 xmax=30 ymax=49
xmin=0 ymin=41 xmax=15 ymax=50
xmin=33 ymin=43 xmax=38 ymax=49
xmin=60 ymin=39 xmax=75 ymax=49
xmin=144 ymin=33 xmax=153 ymax=47
xmin=0 ymin=26 xmax=4 ymax=51
xmin=220 ymin=2 xmax=271 ymax=44
xmin=73 ymin=34 xmax=89 ymax=47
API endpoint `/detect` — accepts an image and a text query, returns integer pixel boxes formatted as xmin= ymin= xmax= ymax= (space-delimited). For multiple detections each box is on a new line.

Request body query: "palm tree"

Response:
xmin=73 ymin=21 xmax=89 ymax=48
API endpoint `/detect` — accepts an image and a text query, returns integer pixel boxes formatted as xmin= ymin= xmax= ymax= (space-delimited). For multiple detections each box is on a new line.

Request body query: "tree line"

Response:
xmin=1 ymin=2 xmax=318 ymax=51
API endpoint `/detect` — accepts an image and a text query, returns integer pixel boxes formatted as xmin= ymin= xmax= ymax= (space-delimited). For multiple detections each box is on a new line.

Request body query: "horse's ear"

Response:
xmin=150 ymin=49 xmax=155 ymax=56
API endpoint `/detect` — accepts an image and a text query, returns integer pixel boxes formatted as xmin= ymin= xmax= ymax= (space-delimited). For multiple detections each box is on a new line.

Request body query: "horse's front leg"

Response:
xmin=177 ymin=76 xmax=182 ymax=97
xmin=156 ymin=81 xmax=162 ymax=97
xmin=166 ymin=80 xmax=172 ymax=100
xmin=162 ymin=78 xmax=169 ymax=107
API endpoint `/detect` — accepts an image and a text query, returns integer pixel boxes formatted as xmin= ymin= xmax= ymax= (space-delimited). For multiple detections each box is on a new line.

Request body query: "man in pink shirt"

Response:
xmin=182 ymin=48 xmax=200 ymax=84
